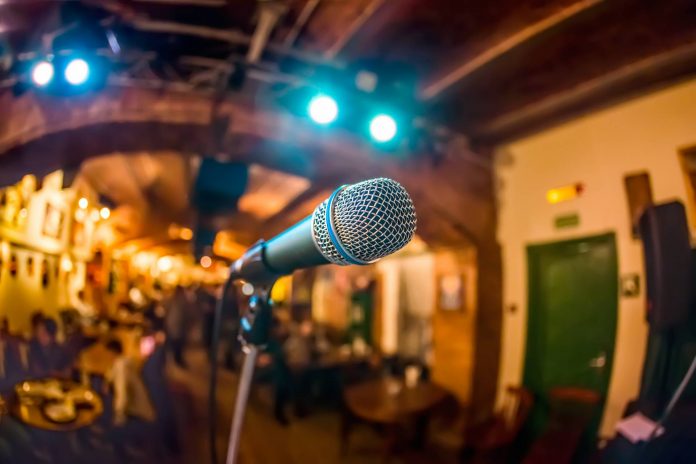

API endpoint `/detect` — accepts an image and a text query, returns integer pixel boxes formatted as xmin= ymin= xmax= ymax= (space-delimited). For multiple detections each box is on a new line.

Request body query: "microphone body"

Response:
xmin=229 ymin=177 xmax=417 ymax=283
xmin=228 ymin=217 xmax=324 ymax=283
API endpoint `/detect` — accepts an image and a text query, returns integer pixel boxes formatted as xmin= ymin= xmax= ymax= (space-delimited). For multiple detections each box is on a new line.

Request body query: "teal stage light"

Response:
xmin=369 ymin=114 xmax=398 ymax=143
xmin=64 ymin=58 xmax=90 ymax=85
xmin=31 ymin=60 xmax=54 ymax=87
xmin=308 ymin=94 xmax=339 ymax=125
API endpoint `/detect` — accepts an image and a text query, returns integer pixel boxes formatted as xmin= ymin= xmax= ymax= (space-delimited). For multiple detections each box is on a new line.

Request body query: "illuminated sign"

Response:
xmin=547 ymin=183 xmax=584 ymax=204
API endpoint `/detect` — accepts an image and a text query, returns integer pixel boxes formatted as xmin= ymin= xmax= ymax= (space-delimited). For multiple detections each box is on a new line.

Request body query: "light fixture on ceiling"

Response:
xmin=31 ymin=60 xmax=54 ymax=87
xmin=308 ymin=94 xmax=339 ymax=125
xmin=64 ymin=58 xmax=90 ymax=85
xmin=369 ymin=114 xmax=398 ymax=143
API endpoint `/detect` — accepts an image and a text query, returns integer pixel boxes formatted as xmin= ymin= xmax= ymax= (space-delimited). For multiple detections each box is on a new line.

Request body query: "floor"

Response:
xmin=168 ymin=347 xmax=459 ymax=464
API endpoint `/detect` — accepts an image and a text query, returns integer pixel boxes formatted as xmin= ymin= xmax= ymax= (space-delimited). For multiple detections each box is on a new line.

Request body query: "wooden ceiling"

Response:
xmin=3 ymin=0 xmax=696 ymax=142
xmin=1 ymin=0 xmax=695 ymax=251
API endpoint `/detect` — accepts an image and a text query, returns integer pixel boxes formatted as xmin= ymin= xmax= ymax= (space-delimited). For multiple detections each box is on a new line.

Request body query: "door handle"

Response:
xmin=589 ymin=352 xmax=607 ymax=369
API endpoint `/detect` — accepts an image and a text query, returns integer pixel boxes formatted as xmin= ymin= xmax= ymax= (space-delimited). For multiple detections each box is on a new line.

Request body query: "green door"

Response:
xmin=524 ymin=233 xmax=618 ymax=439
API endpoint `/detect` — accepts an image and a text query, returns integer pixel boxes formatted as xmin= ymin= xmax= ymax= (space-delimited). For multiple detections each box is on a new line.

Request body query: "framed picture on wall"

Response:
xmin=438 ymin=273 xmax=465 ymax=312
xmin=42 ymin=203 xmax=64 ymax=239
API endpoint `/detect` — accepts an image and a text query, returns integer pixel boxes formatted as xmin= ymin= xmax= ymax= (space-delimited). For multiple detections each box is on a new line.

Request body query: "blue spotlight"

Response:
xmin=369 ymin=114 xmax=398 ymax=143
xmin=308 ymin=94 xmax=339 ymax=125
xmin=31 ymin=60 xmax=54 ymax=87
xmin=64 ymin=58 xmax=90 ymax=85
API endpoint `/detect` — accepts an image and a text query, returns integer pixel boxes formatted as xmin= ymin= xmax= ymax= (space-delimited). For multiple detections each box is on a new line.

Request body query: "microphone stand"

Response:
xmin=226 ymin=282 xmax=275 ymax=464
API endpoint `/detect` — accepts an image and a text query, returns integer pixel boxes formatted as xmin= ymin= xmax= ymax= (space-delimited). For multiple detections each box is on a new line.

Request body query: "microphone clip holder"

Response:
xmin=225 ymin=247 xmax=279 ymax=464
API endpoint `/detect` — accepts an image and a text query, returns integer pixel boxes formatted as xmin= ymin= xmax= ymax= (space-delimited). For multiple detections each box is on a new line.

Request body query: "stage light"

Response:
xmin=200 ymin=255 xmax=212 ymax=269
xmin=31 ymin=60 xmax=54 ymax=87
xmin=64 ymin=58 xmax=89 ymax=85
xmin=369 ymin=114 xmax=398 ymax=143
xmin=308 ymin=94 xmax=338 ymax=125
xmin=99 ymin=207 xmax=110 ymax=220
xmin=78 ymin=197 xmax=88 ymax=209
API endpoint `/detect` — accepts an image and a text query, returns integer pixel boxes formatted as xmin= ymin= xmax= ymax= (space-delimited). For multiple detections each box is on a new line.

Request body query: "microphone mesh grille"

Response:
xmin=312 ymin=178 xmax=417 ymax=265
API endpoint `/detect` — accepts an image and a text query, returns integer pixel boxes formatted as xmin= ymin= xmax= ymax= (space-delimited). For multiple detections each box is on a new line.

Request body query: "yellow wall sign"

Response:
xmin=546 ymin=183 xmax=584 ymax=204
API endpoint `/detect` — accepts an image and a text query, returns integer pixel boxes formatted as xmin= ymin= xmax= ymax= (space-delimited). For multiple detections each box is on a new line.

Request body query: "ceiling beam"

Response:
xmin=95 ymin=10 xmax=330 ymax=66
xmin=472 ymin=40 xmax=696 ymax=143
xmin=284 ymin=0 xmax=321 ymax=47
xmin=421 ymin=0 xmax=605 ymax=100
xmin=324 ymin=0 xmax=387 ymax=59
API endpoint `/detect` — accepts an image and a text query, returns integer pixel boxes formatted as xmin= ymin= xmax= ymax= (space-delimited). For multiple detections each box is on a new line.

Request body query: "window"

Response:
xmin=26 ymin=256 xmax=34 ymax=276
xmin=9 ymin=254 xmax=17 ymax=278
xmin=41 ymin=260 xmax=50 ymax=288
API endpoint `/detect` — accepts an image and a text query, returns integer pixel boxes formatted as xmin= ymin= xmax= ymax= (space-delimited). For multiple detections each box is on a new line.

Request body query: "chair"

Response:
xmin=522 ymin=387 xmax=602 ymax=464
xmin=464 ymin=385 xmax=534 ymax=461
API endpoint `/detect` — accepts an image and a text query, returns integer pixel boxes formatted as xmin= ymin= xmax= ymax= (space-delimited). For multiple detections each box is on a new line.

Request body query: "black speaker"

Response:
xmin=192 ymin=159 xmax=248 ymax=215
xmin=638 ymin=201 xmax=692 ymax=330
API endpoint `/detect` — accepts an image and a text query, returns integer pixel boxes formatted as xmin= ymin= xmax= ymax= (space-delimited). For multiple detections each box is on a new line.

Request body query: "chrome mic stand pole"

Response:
xmin=226 ymin=284 xmax=274 ymax=464
xmin=226 ymin=344 xmax=258 ymax=464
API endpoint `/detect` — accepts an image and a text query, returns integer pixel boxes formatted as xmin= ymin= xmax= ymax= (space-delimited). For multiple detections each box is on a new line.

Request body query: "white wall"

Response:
xmin=495 ymin=78 xmax=696 ymax=437
xmin=376 ymin=253 xmax=436 ymax=356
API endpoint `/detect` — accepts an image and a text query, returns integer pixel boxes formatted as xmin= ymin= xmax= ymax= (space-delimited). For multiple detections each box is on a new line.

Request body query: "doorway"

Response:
xmin=524 ymin=233 xmax=618 ymax=439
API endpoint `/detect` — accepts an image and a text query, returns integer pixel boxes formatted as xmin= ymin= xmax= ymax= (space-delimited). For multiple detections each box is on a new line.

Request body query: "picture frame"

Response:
xmin=438 ymin=273 xmax=465 ymax=312
xmin=42 ymin=203 xmax=64 ymax=239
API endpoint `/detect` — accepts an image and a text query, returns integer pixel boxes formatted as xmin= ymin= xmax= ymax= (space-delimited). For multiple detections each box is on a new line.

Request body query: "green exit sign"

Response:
xmin=554 ymin=213 xmax=580 ymax=229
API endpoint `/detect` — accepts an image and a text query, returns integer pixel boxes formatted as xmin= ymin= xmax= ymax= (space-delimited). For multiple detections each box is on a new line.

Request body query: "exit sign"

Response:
xmin=554 ymin=213 xmax=580 ymax=229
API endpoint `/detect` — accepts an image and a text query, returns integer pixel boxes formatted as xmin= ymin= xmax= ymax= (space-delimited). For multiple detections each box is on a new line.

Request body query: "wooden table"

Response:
xmin=343 ymin=378 xmax=447 ymax=459
xmin=288 ymin=348 xmax=369 ymax=372
xmin=345 ymin=377 xmax=447 ymax=423
xmin=11 ymin=379 xmax=103 ymax=431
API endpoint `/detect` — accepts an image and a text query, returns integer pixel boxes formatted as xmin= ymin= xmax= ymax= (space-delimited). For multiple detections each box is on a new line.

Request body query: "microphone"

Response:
xmin=229 ymin=177 xmax=417 ymax=283
xmin=217 ymin=178 xmax=416 ymax=464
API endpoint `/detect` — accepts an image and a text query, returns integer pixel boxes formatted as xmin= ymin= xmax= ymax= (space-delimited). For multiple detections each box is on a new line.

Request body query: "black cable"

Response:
xmin=209 ymin=276 xmax=234 ymax=464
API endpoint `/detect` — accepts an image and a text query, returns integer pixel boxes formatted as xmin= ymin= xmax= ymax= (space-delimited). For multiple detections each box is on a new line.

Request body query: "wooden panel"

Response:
xmin=623 ymin=172 xmax=653 ymax=238
xmin=431 ymin=248 xmax=477 ymax=404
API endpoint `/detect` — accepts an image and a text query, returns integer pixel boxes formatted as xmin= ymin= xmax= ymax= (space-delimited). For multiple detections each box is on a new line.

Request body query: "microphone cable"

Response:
xmin=209 ymin=276 xmax=235 ymax=464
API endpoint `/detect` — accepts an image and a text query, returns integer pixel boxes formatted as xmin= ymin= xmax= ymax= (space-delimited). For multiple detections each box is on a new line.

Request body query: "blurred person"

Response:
xmin=104 ymin=339 xmax=158 ymax=460
xmin=59 ymin=308 xmax=87 ymax=361
xmin=199 ymin=285 xmax=218 ymax=349
xmin=284 ymin=320 xmax=312 ymax=367
xmin=104 ymin=339 xmax=156 ymax=426
xmin=29 ymin=311 xmax=45 ymax=336
xmin=143 ymin=300 xmax=166 ymax=333
xmin=257 ymin=317 xmax=292 ymax=425
xmin=0 ymin=323 xmax=25 ymax=393
xmin=283 ymin=319 xmax=315 ymax=418
xmin=28 ymin=318 xmax=70 ymax=377
xmin=164 ymin=285 xmax=191 ymax=368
